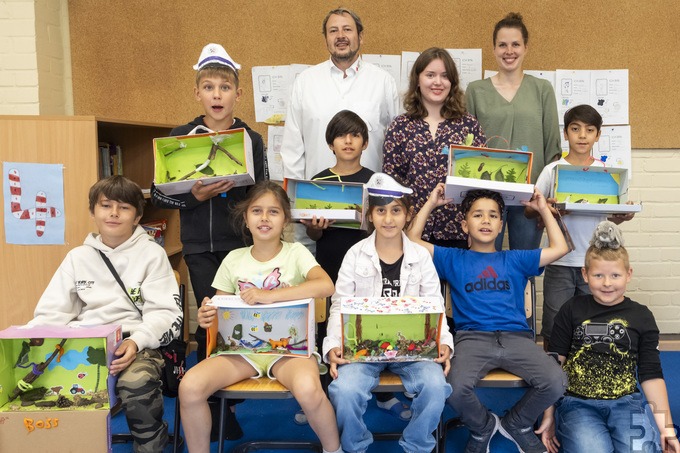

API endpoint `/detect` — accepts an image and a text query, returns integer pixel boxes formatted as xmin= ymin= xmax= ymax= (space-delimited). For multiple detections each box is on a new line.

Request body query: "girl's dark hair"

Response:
xmin=325 ymin=110 xmax=369 ymax=146
xmin=493 ymin=12 xmax=529 ymax=46
xmin=366 ymin=194 xmax=414 ymax=234
xmin=232 ymin=181 xmax=291 ymax=244
xmin=403 ymin=47 xmax=466 ymax=120
xmin=88 ymin=175 xmax=145 ymax=217
xmin=461 ymin=189 xmax=505 ymax=219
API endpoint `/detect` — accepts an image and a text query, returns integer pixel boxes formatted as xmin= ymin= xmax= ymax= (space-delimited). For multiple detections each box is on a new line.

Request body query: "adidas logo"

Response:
xmin=465 ymin=266 xmax=510 ymax=292
xmin=477 ymin=266 xmax=498 ymax=279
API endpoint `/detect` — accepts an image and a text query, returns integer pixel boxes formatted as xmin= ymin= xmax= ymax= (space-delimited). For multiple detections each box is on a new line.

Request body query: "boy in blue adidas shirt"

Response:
xmin=408 ymin=185 xmax=569 ymax=453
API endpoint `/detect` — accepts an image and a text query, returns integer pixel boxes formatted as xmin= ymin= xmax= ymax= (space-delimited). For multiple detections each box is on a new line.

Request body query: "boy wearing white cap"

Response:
xmin=150 ymin=43 xmax=267 ymax=439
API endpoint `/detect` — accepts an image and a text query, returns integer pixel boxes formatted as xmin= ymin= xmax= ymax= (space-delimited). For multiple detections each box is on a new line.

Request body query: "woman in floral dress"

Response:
xmin=383 ymin=47 xmax=486 ymax=249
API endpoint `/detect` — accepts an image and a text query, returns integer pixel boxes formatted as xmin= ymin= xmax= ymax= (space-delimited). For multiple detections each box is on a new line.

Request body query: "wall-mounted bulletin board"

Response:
xmin=68 ymin=0 xmax=680 ymax=148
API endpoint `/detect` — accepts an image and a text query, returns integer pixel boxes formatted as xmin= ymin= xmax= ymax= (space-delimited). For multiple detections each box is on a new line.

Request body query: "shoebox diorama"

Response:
xmin=207 ymin=295 xmax=315 ymax=358
xmin=340 ymin=297 xmax=444 ymax=362
xmin=0 ymin=325 xmax=122 ymax=453
xmin=153 ymin=129 xmax=254 ymax=195
xmin=553 ymin=165 xmax=642 ymax=215
xmin=445 ymin=145 xmax=534 ymax=206
xmin=285 ymin=178 xmax=368 ymax=229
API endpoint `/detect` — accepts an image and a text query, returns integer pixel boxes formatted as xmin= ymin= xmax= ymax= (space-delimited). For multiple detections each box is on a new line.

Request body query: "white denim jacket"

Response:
xmin=322 ymin=231 xmax=454 ymax=362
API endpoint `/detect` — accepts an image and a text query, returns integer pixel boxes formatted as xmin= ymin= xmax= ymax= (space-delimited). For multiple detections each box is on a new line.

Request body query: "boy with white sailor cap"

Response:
xmin=150 ymin=42 xmax=268 ymax=440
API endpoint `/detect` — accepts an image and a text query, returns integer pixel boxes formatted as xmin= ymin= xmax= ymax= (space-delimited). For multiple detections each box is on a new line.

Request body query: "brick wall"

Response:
xmin=0 ymin=0 xmax=72 ymax=115
xmin=35 ymin=0 xmax=73 ymax=115
xmin=0 ymin=0 xmax=39 ymax=114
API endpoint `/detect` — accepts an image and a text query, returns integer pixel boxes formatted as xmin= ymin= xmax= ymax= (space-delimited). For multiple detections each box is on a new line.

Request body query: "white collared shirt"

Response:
xmin=281 ymin=57 xmax=399 ymax=180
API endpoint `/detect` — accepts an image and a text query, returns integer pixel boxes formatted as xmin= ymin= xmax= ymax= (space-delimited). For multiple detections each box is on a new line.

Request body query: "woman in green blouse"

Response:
xmin=465 ymin=12 xmax=562 ymax=251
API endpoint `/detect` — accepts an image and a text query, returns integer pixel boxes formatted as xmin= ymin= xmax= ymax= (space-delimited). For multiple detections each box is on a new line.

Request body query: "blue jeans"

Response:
xmin=541 ymin=265 xmax=591 ymax=341
xmin=329 ymin=361 xmax=451 ymax=453
xmin=495 ymin=205 xmax=544 ymax=251
xmin=557 ymin=394 xmax=662 ymax=452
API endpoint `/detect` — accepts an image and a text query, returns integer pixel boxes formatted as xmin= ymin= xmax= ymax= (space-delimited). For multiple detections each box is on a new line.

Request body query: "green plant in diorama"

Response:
xmin=458 ymin=162 xmax=471 ymax=178
xmin=325 ymin=203 xmax=333 ymax=209
xmin=86 ymin=346 xmax=107 ymax=393
xmin=479 ymin=162 xmax=492 ymax=180
xmin=505 ymin=167 xmax=517 ymax=183
xmin=493 ymin=165 xmax=507 ymax=182
xmin=289 ymin=325 xmax=299 ymax=343
xmin=516 ymin=166 xmax=527 ymax=183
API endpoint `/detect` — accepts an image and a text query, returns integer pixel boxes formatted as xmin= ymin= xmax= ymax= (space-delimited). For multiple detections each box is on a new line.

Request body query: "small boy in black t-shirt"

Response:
xmin=541 ymin=221 xmax=679 ymax=453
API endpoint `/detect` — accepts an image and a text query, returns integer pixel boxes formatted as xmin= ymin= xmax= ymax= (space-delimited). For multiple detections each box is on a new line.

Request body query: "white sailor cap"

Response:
xmin=365 ymin=173 xmax=413 ymax=206
xmin=193 ymin=43 xmax=241 ymax=72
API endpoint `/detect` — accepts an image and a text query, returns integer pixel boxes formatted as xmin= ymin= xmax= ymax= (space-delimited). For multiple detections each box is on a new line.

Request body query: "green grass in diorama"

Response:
xmin=455 ymin=158 xmax=528 ymax=183
xmin=155 ymin=134 xmax=247 ymax=183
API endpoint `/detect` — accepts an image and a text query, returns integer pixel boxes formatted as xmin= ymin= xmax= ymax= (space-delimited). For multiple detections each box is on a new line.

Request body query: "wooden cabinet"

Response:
xmin=0 ymin=116 xmax=186 ymax=327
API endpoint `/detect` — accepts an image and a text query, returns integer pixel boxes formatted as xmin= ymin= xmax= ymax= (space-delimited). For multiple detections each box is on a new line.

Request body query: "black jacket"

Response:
xmin=150 ymin=116 xmax=267 ymax=255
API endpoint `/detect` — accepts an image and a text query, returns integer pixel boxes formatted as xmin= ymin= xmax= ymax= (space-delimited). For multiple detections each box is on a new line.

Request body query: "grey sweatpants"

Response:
xmin=447 ymin=330 xmax=567 ymax=433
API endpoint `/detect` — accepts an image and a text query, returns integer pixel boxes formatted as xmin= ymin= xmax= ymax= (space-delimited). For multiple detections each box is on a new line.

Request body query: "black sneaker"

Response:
xmin=465 ymin=412 xmax=499 ymax=453
xmin=498 ymin=416 xmax=547 ymax=453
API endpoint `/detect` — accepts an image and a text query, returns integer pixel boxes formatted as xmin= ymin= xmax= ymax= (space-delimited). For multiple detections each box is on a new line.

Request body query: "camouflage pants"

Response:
xmin=116 ymin=348 xmax=168 ymax=453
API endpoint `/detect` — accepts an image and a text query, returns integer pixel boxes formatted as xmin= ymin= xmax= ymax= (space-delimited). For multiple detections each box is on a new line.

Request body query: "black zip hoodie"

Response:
xmin=150 ymin=116 xmax=267 ymax=255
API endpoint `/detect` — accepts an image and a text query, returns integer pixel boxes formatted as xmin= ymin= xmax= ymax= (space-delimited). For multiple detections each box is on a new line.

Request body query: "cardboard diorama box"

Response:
xmin=153 ymin=129 xmax=254 ymax=195
xmin=0 ymin=325 xmax=122 ymax=453
xmin=340 ymin=297 xmax=443 ymax=362
xmin=445 ymin=145 xmax=534 ymax=206
xmin=208 ymin=295 xmax=315 ymax=358
xmin=285 ymin=178 xmax=368 ymax=230
xmin=553 ymin=165 xmax=642 ymax=215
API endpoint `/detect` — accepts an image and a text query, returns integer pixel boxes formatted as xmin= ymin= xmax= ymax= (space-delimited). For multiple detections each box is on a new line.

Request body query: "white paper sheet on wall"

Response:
xmin=251 ymin=64 xmax=311 ymax=123
xmin=446 ymin=48 xmax=482 ymax=91
xmin=555 ymin=69 xmax=629 ymax=125
xmin=3 ymin=162 xmax=65 ymax=245
xmin=400 ymin=51 xmax=420 ymax=94
xmin=362 ymin=54 xmax=401 ymax=90
xmin=267 ymin=125 xmax=285 ymax=181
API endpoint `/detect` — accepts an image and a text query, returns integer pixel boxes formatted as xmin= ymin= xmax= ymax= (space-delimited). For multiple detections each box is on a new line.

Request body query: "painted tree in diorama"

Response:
xmin=9 ymin=338 xmax=67 ymax=401
xmin=425 ymin=313 xmax=431 ymax=339
xmin=356 ymin=314 xmax=362 ymax=342
xmin=87 ymin=346 xmax=107 ymax=392
xmin=288 ymin=325 xmax=299 ymax=343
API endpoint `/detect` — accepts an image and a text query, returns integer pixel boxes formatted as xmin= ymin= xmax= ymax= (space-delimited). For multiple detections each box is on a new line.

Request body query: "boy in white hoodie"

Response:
xmin=30 ymin=175 xmax=182 ymax=453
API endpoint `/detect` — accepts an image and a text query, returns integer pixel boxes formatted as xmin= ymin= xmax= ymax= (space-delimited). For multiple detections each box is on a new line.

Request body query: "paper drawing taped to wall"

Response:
xmin=3 ymin=162 xmax=65 ymax=245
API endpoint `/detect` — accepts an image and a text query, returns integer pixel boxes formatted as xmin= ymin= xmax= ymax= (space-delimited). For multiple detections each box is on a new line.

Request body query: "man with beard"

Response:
xmin=281 ymin=7 xmax=399 ymax=182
